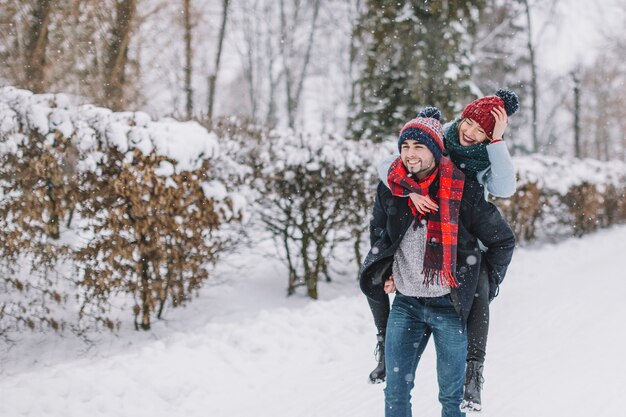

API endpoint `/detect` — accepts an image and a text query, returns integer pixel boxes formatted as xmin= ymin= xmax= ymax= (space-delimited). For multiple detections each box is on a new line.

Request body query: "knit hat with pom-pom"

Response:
xmin=398 ymin=107 xmax=445 ymax=163
xmin=461 ymin=89 xmax=519 ymax=139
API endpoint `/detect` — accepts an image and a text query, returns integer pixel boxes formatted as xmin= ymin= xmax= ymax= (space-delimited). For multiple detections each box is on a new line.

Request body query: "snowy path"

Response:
xmin=1 ymin=226 xmax=626 ymax=417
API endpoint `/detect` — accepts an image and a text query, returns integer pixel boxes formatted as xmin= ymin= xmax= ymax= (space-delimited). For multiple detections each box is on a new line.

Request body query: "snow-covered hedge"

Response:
xmin=215 ymin=118 xmax=381 ymax=299
xmin=1 ymin=86 xmax=625 ymax=335
xmin=0 ymin=87 xmax=246 ymax=334
xmin=498 ymin=155 xmax=626 ymax=242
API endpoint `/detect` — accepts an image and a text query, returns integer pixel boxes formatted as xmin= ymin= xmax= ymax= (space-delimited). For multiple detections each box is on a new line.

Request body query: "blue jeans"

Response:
xmin=384 ymin=293 xmax=467 ymax=417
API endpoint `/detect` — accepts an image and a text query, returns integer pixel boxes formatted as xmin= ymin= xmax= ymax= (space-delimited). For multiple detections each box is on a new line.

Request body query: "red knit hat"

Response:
xmin=461 ymin=89 xmax=519 ymax=139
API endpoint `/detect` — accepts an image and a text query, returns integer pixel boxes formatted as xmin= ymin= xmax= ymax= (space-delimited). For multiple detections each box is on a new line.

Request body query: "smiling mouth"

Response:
xmin=462 ymin=134 xmax=476 ymax=144
xmin=406 ymin=159 xmax=422 ymax=171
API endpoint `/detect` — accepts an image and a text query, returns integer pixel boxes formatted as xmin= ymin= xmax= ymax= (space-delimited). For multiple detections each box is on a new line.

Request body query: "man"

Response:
xmin=359 ymin=107 xmax=515 ymax=417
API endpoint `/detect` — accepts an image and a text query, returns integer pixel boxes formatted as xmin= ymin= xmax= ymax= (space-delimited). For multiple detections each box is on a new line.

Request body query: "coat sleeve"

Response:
xmin=476 ymin=141 xmax=517 ymax=198
xmin=466 ymin=190 xmax=516 ymax=300
xmin=369 ymin=182 xmax=389 ymax=247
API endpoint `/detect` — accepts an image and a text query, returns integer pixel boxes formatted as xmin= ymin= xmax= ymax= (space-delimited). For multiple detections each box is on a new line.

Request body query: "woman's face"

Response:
xmin=458 ymin=118 xmax=489 ymax=146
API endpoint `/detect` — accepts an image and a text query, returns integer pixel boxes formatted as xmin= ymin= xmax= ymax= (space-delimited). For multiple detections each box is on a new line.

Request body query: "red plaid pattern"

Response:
xmin=387 ymin=156 xmax=465 ymax=287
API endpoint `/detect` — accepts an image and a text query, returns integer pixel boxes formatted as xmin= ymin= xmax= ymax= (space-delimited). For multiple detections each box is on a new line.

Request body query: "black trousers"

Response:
xmin=362 ymin=259 xmax=490 ymax=363
xmin=466 ymin=260 xmax=490 ymax=363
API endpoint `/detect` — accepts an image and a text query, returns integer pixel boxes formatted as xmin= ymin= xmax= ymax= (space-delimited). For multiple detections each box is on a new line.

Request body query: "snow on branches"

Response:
xmin=0 ymin=87 xmax=246 ymax=334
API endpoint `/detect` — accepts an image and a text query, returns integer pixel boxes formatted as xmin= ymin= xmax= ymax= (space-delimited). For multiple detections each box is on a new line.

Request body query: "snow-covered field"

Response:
xmin=1 ymin=225 xmax=625 ymax=417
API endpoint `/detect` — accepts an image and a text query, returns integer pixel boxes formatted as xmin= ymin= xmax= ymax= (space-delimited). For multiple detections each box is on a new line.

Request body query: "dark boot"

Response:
xmin=368 ymin=334 xmax=385 ymax=384
xmin=460 ymin=360 xmax=484 ymax=412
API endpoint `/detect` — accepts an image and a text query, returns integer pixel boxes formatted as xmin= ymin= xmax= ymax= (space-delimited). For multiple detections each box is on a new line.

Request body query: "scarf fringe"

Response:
xmin=422 ymin=268 xmax=459 ymax=288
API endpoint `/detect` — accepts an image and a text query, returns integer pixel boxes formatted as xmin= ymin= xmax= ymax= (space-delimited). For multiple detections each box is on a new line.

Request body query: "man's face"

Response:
xmin=458 ymin=118 xmax=489 ymax=146
xmin=400 ymin=139 xmax=436 ymax=179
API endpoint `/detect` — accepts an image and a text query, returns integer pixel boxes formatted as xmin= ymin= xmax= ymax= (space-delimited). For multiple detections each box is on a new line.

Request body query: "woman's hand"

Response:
xmin=490 ymin=106 xmax=508 ymax=141
xmin=384 ymin=276 xmax=396 ymax=294
xmin=409 ymin=193 xmax=438 ymax=215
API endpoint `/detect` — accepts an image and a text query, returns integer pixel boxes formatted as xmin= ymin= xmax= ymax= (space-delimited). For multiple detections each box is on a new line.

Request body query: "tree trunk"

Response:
xmin=279 ymin=0 xmax=321 ymax=128
xmin=140 ymin=253 xmax=152 ymax=330
xmin=105 ymin=0 xmax=137 ymax=111
xmin=26 ymin=0 xmax=54 ymax=93
xmin=302 ymin=234 xmax=317 ymax=299
xmin=353 ymin=228 xmax=362 ymax=279
xmin=292 ymin=0 xmax=321 ymax=121
xmin=279 ymin=0 xmax=295 ymax=128
xmin=183 ymin=0 xmax=193 ymax=119
xmin=266 ymin=33 xmax=279 ymax=127
xmin=298 ymin=207 xmax=317 ymax=299
xmin=207 ymin=0 xmax=230 ymax=123
xmin=347 ymin=0 xmax=362 ymax=130
xmin=45 ymin=178 xmax=60 ymax=239
xmin=242 ymin=23 xmax=257 ymax=120
xmin=284 ymin=227 xmax=298 ymax=296
xmin=523 ymin=0 xmax=539 ymax=152
xmin=572 ymin=70 xmax=581 ymax=158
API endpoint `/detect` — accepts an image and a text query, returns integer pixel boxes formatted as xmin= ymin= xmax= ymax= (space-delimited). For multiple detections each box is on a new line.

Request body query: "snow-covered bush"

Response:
xmin=0 ymin=90 xmax=78 ymax=335
xmin=497 ymin=155 xmax=626 ymax=242
xmin=0 ymin=87 xmax=246 ymax=334
xmin=1 ymin=86 xmax=625 ymax=336
xmin=215 ymin=118 xmax=381 ymax=299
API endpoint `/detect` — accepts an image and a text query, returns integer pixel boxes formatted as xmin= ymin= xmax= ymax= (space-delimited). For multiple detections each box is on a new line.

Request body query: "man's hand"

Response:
xmin=384 ymin=276 xmax=396 ymax=294
xmin=409 ymin=193 xmax=438 ymax=215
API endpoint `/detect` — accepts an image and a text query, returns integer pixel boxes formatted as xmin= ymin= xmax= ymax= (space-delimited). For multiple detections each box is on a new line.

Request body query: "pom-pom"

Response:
xmin=495 ymin=89 xmax=519 ymax=116
xmin=417 ymin=106 xmax=441 ymax=121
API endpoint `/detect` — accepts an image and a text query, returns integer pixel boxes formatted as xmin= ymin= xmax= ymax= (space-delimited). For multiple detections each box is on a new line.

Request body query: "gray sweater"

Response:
xmin=392 ymin=221 xmax=450 ymax=298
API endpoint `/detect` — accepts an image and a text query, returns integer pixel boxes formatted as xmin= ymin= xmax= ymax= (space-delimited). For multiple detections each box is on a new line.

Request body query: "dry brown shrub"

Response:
xmin=562 ymin=182 xmax=603 ymax=237
xmin=0 ymin=128 xmax=76 ymax=336
xmin=75 ymin=147 xmax=237 ymax=330
xmin=603 ymin=184 xmax=626 ymax=227
xmin=495 ymin=182 xmax=543 ymax=242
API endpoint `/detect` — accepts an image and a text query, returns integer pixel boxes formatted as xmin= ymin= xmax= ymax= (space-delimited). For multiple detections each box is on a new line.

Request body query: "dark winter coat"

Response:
xmin=359 ymin=177 xmax=515 ymax=324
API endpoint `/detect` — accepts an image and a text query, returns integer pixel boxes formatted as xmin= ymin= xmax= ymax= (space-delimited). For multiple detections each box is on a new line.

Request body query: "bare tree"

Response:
xmin=265 ymin=22 xmax=280 ymax=127
xmin=25 ymin=0 xmax=54 ymax=92
xmin=523 ymin=0 xmax=561 ymax=153
xmin=229 ymin=0 xmax=261 ymax=120
xmin=347 ymin=0 xmax=363 ymax=117
xmin=104 ymin=0 xmax=137 ymax=111
xmin=279 ymin=0 xmax=321 ymax=128
xmin=0 ymin=0 xmax=56 ymax=92
xmin=523 ymin=0 xmax=539 ymax=152
xmin=579 ymin=56 xmax=622 ymax=161
xmin=571 ymin=69 xmax=581 ymax=158
xmin=207 ymin=0 xmax=230 ymax=123
xmin=183 ymin=0 xmax=194 ymax=119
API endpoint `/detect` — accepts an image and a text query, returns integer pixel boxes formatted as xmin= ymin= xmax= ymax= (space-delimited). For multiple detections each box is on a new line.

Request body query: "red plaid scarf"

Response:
xmin=387 ymin=156 xmax=465 ymax=287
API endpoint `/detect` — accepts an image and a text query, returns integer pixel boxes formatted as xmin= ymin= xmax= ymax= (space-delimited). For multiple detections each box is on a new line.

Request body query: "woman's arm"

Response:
xmin=477 ymin=142 xmax=517 ymax=198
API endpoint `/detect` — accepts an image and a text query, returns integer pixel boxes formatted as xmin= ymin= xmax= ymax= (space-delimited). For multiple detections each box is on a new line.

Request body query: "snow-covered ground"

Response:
xmin=1 ymin=226 xmax=626 ymax=417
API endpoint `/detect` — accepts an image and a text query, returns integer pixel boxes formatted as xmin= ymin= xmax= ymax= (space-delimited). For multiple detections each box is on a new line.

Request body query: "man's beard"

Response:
xmin=404 ymin=159 xmax=420 ymax=173
xmin=406 ymin=159 xmax=435 ymax=178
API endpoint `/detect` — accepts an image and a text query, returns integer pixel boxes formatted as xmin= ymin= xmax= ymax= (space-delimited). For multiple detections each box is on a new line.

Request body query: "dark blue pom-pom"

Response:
xmin=495 ymin=89 xmax=519 ymax=116
xmin=417 ymin=106 xmax=441 ymax=121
